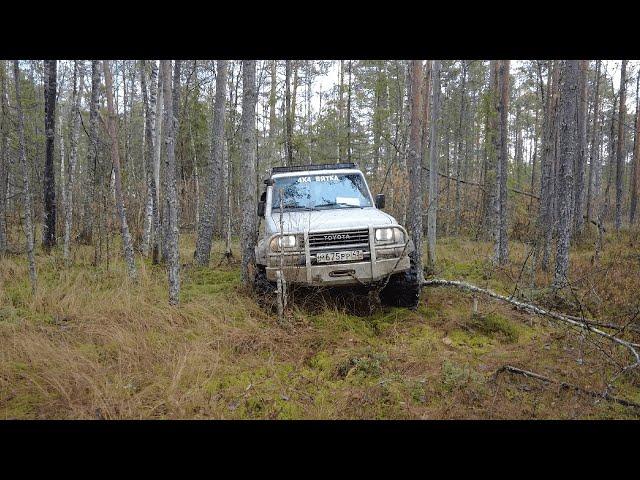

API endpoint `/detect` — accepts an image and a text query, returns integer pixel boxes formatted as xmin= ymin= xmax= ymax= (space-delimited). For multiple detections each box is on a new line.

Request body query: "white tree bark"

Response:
xmin=240 ymin=60 xmax=258 ymax=286
xmin=13 ymin=61 xmax=37 ymax=292
xmin=140 ymin=60 xmax=160 ymax=260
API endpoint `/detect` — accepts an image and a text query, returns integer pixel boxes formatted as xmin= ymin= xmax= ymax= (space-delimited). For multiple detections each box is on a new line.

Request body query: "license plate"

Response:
xmin=316 ymin=250 xmax=364 ymax=263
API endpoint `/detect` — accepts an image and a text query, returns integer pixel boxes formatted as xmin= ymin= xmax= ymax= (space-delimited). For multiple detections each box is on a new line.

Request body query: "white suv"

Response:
xmin=254 ymin=163 xmax=421 ymax=308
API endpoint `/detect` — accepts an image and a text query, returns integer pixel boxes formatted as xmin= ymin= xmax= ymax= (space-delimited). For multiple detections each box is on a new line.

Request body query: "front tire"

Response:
xmin=378 ymin=252 xmax=421 ymax=309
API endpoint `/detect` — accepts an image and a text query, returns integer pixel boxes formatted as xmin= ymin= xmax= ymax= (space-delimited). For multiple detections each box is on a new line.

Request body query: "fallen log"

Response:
xmin=422 ymin=279 xmax=640 ymax=362
xmin=494 ymin=365 xmax=640 ymax=410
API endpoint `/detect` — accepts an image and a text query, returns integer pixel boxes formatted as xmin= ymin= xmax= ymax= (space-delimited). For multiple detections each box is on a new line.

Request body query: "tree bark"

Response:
xmin=586 ymin=60 xmax=601 ymax=227
xmin=140 ymin=60 xmax=161 ymax=262
xmin=13 ymin=61 xmax=37 ymax=292
xmin=630 ymin=70 xmax=640 ymax=224
xmin=63 ymin=61 xmax=85 ymax=262
xmin=0 ymin=61 xmax=8 ymax=255
xmin=285 ymin=60 xmax=293 ymax=165
xmin=240 ymin=60 xmax=258 ymax=286
xmin=427 ymin=60 xmax=441 ymax=272
xmin=194 ymin=60 xmax=227 ymax=266
xmin=494 ymin=60 xmax=510 ymax=266
xmin=43 ymin=60 xmax=57 ymax=249
xmin=161 ymin=60 xmax=180 ymax=305
xmin=553 ymin=60 xmax=578 ymax=289
xmin=573 ymin=60 xmax=588 ymax=235
xmin=79 ymin=60 xmax=100 ymax=245
xmin=102 ymin=60 xmax=137 ymax=279
xmin=407 ymin=60 xmax=424 ymax=282
xmin=615 ymin=60 xmax=627 ymax=231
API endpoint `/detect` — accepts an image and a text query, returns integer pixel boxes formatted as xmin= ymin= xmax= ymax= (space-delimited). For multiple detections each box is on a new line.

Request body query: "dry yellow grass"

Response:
xmin=1 ymin=231 xmax=639 ymax=419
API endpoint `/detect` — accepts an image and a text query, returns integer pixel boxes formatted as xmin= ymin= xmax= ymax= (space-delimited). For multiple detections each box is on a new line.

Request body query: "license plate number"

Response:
xmin=316 ymin=250 xmax=363 ymax=263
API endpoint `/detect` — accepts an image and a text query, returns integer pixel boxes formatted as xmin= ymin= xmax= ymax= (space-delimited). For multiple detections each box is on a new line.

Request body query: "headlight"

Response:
xmin=375 ymin=227 xmax=405 ymax=244
xmin=375 ymin=228 xmax=394 ymax=243
xmin=270 ymin=234 xmax=297 ymax=251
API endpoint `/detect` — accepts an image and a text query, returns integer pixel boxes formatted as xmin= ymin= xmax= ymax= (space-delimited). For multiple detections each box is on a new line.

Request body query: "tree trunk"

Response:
xmin=269 ymin=60 xmax=278 ymax=170
xmin=161 ymin=60 xmax=180 ymax=305
xmin=102 ymin=60 xmax=137 ymax=279
xmin=194 ymin=60 xmax=227 ymax=266
xmin=494 ymin=60 xmax=510 ymax=266
xmin=615 ymin=60 xmax=627 ymax=231
xmin=539 ymin=61 xmax=558 ymax=271
xmin=13 ymin=61 xmax=37 ymax=292
xmin=427 ymin=60 xmax=441 ymax=272
xmin=346 ymin=60 xmax=352 ymax=163
xmin=420 ymin=61 xmax=432 ymax=235
xmin=553 ymin=60 xmax=578 ymax=289
xmin=573 ymin=60 xmax=588 ymax=235
xmin=284 ymin=60 xmax=293 ymax=165
xmin=407 ymin=60 xmax=424 ymax=282
xmin=630 ymin=70 xmax=640 ymax=225
xmin=454 ymin=61 xmax=467 ymax=235
xmin=140 ymin=60 xmax=161 ymax=262
xmin=43 ymin=60 xmax=57 ymax=249
xmin=586 ymin=60 xmax=601 ymax=227
xmin=0 ymin=61 xmax=9 ymax=255
xmin=79 ymin=60 xmax=100 ymax=245
xmin=240 ymin=60 xmax=258 ymax=286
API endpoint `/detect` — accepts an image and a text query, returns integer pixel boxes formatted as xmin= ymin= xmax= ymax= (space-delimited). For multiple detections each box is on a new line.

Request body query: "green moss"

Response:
xmin=448 ymin=329 xmax=494 ymax=355
xmin=308 ymin=350 xmax=333 ymax=372
xmin=470 ymin=312 xmax=519 ymax=343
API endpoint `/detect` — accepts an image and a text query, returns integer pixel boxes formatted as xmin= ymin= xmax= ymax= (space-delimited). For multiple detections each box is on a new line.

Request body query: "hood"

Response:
xmin=267 ymin=207 xmax=397 ymax=234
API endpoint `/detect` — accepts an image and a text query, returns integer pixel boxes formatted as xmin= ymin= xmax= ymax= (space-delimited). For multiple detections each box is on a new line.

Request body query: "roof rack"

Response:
xmin=270 ymin=163 xmax=357 ymax=175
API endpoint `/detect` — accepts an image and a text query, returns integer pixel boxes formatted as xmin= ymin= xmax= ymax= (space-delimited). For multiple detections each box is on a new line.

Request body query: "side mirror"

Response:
xmin=257 ymin=201 xmax=265 ymax=217
xmin=375 ymin=193 xmax=385 ymax=209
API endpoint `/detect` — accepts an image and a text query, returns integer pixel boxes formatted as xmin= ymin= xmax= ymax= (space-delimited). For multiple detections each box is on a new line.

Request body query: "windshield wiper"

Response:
xmin=313 ymin=202 xmax=362 ymax=209
xmin=275 ymin=205 xmax=318 ymax=211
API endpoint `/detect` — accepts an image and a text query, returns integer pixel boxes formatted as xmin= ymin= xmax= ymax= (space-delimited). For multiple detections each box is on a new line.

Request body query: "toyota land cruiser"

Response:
xmin=254 ymin=163 xmax=421 ymax=309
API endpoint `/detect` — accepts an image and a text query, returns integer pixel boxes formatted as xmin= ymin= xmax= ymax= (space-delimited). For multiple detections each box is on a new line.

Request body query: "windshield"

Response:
xmin=271 ymin=173 xmax=373 ymax=211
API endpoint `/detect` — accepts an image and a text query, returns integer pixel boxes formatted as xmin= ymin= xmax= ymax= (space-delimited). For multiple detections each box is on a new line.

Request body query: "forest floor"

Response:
xmin=1 ymin=230 xmax=640 ymax=419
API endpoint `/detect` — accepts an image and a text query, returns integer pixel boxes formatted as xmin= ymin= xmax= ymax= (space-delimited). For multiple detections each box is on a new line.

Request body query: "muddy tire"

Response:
xmin=378 ymin=252 xmax=421 ymax=309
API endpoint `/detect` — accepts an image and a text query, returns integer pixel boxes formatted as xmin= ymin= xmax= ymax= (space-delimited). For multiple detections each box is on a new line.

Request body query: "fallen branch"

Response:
xmin=494 ymin=365 xmax=640 ymax=410
xmin=422 ymin=279 xmax=640 ymax=362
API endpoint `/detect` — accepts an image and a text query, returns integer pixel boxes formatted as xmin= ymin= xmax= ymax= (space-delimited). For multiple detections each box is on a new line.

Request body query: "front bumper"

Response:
xmin=265 ymin=253 xmax=410 ymax=286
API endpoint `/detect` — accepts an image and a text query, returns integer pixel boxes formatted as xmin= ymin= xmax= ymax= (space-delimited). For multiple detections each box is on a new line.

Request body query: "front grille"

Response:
xmin=308 ymin=229 xmax=370 ymax=251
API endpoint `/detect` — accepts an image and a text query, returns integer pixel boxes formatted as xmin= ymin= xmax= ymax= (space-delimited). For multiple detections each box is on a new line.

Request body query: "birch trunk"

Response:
xmin=63 ymin=61 xmax=85 ymax=262
xmin=140 ymin=60 xmax=160 ymax=262
xmin=194 ymin=60 xmax=227 ymax=266
xmin=553 ymin=60 xmax=578 ymax=289
xmin=427 ymin=60 xmax=441 ymax=272
xmin=285 ymin=60 xmax=293 ymax=165
xmin=13 ymin=61 xmax=37 ymax=291
xmin=102 ymin=60 xmax=137 ymax=279
xmin=161 ymin=60 xmax=180 ymax=305
xmin=240 ymin=60 xmax=258 ymax=286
